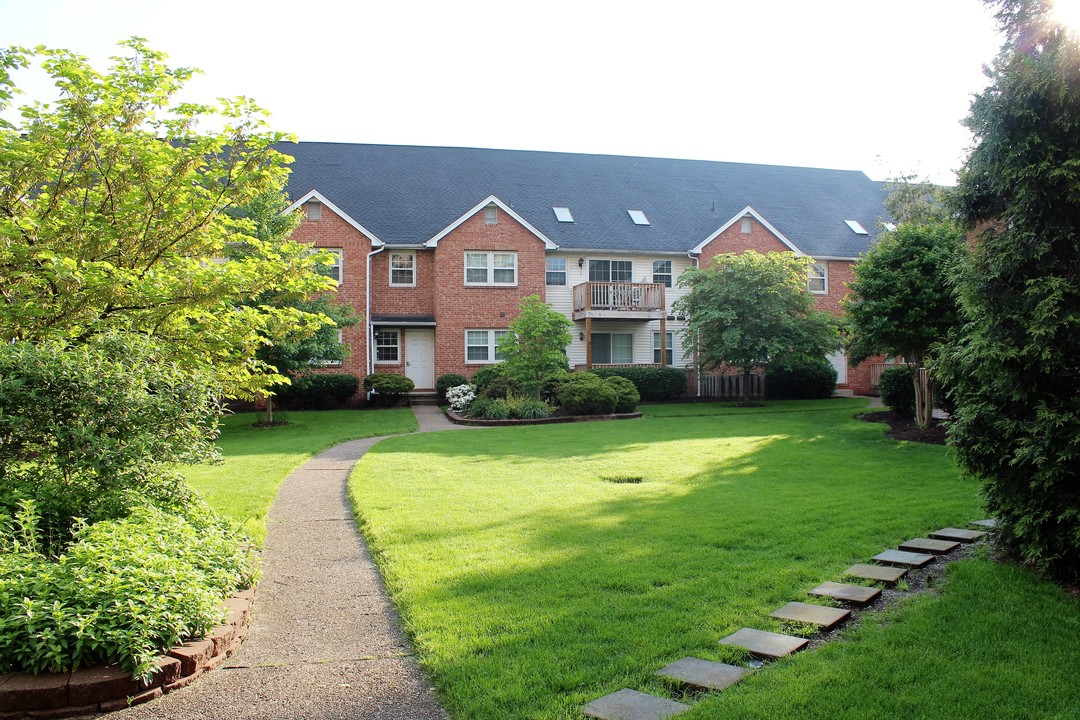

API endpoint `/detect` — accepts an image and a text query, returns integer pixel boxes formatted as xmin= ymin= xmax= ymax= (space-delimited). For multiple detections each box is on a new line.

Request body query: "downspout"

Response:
xmin=687 ymin=250 xmax=701 ymax=397
xmin=365 ymin=245 xmax=386 ymax=400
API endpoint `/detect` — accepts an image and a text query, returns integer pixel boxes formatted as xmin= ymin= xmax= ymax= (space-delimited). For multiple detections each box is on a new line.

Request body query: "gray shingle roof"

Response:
xmin=281 ymin=142 xmax=889 ymax=259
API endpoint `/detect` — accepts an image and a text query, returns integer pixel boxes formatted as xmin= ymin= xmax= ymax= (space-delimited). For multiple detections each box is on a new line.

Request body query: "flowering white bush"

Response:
xmin=446 ymin=384 xmax=476 ymax=413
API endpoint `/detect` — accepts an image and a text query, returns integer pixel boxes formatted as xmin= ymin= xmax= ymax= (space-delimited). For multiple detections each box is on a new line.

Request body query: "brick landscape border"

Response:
xmin=0 ymin=588 xmax=254 ymax=719
xmin=444 ymin=409 xmax=642 ymax=426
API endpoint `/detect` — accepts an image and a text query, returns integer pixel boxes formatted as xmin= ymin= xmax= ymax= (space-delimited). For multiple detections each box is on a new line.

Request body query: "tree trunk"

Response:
xmin=743 ymin=367 xmax=752 ymax=404
xmin=911 ymin=365 xmax=933 ymax=429
xmin=265 ymin=394 xmax=274 ymax=425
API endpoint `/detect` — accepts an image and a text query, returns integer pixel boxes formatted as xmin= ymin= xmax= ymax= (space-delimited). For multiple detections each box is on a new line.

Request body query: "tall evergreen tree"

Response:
xmin=946 ymin=0 xmax=1080 ymax=580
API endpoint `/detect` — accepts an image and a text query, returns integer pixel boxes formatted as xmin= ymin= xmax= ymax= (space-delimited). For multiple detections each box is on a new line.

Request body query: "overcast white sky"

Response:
xmin=1 ymin=0 xmax=1005 ymax=184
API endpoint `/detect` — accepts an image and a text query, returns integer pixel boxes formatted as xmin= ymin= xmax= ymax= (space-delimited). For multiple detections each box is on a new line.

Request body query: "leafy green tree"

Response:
xmin=497 ymin=295 xmax=573 ymax=400
xmin=844 ymin=223 xmax=966 ymax=427
xmin=945 ymin=0 xmax=1080 ymax=581
xmin=0 ymin=40 xmax=332 ymax=397
xmin=883 ymin=173 xmax=954 ymax=226
xmin=673 ymin=251 xmax=841 ymax=403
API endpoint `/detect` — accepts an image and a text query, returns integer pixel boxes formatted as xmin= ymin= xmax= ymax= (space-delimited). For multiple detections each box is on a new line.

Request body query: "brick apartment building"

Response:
xmin=281 ymin=143 xmax=891 ymax=397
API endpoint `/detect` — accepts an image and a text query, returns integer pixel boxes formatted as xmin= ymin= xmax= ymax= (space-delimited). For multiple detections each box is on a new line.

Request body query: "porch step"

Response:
xmin=583 ymin=689 xmax=690 ymax=719
xmin=832 ymin=388 xmax=855 ymax=398
xmin=408 ymin=392 xmax=438 ymax=406
xmin=970 ymin=518 xmax=997 ymax=529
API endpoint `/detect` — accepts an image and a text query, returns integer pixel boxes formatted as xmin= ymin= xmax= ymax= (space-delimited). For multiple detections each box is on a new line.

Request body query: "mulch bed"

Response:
xmin=859 ymin=410 xmax=948 ymax=445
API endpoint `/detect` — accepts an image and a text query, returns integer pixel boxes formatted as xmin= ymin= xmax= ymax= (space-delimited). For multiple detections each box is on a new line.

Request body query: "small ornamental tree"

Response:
xmin=0 ymin=40 xmax=333 ymax=398
xmin=497 ymin=295 xmax=573 ymax=400
xmin=673 ymin=251 xmax=841 ymax=403
xmin=843 ymin=222 xmax=966 ymax=427
xmin=944 ymin=0 xmax=1080 ymax=581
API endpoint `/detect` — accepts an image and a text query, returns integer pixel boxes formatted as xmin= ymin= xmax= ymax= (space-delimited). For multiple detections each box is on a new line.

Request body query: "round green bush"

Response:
xmin=469 ymin=365 xmax=506 ymax=393
xmin=879 ymin=367 xmax=916 ymax=418
xmin=436 ymin=373 xmax=469 ymax=405
xmin=363 ymin=373 xmax=415 ymax=406
xmin=278 ymin=373 xmax=360 ymax=409
xmin=539 ymin=371 xmax=569 ymax=403
xmin=605 ymin=376 xmax=640 ymax=413
xmin=558 ymin=373 xmax=618 ymax=415
xmin=765 ymin=357 xmax=837 ymax=400
xmin=480 ymin=375 xmax=522 ymax=400
xmin=588 ymin=366 xmax=688 ymax=401
xmin=468 ymin=397 xmax=494 ymax=418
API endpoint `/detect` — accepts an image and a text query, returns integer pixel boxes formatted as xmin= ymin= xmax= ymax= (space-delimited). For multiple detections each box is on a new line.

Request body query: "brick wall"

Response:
xmin=431 ymin=209 xmax=548 ymax=380
xmin=698 ymin=216 xmax=792 ymax=265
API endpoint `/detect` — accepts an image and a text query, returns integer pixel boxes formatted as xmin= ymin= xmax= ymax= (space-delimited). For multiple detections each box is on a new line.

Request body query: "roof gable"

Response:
xmin=283 ymin=189 xmax=385 ymax=246
xmin=424 ymin=195 xmax=558 ymax=249
xmin=691 ymin=206 xmax=803 ymax=255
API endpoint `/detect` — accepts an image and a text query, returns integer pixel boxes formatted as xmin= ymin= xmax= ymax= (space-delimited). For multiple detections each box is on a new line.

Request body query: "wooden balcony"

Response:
xmin=572 ymin=282 xmax=665 ymax=320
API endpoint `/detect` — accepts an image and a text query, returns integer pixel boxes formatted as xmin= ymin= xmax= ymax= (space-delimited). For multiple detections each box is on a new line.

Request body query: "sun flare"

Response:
xmin=1049 ymin=0 xmax=1080 ymax=32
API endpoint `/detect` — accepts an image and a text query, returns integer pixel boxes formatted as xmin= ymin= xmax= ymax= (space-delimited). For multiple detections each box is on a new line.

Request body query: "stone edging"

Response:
xmin=444 ymin=408 xmax=642 ymax=426
xmin=0 ymin=588 xmax=254 ymax=719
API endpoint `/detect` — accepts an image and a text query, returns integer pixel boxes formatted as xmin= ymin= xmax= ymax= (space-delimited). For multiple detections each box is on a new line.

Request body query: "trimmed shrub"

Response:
xmin=468 ymin=397 xmax=494 ymax=418
xmin=559 ymin=373 xmax=618 ymax=415
xmin=879 ymin=367 xmax=916 ymax=418
xmin=470 ymin=365 xmax=506 ymax=393
xmin=606 ymin=376 xmax=640 ymax=413
xmin=479 ymin=375 xmax=522 ymax=400
xmin=765 ymin=357 xmax=837 ymax=400
xmin=588 ymin=366 xmax=688 ymax=401
xmin=278 ymin=373 xmax=360 ymax=410
xmin=539 ymin=371 xmax=569 ymax=403
xmin=363 ymin=372 xmax=415 ymax=404
xmin=436 ymin=374 xmax=469 ymax=405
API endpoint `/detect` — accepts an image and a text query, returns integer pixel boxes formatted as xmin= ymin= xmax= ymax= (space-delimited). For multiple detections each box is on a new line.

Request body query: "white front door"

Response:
xmin=405 ymin=330 xmax=435 ymax=389
xmin=827 ymin=350 xmax=848 ymax=384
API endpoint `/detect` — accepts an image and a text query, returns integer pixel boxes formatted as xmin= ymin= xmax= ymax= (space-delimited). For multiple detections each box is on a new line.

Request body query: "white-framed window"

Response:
xmin=589 ymin=259 xmax=633 ymax=283
xmin=465 ymin=251 xmax=517 ymax=286
xmin=306 ymin=201 xmax=322 ymax=221
xmin=484 ymin=204 xmax=498 ymax=225
xmin=652 ymin=260 xmax=672 ymax=288
xmin=318 ymin=248 xmax=342 ymax=285
xmin=546 ymin=256 xmax=566 ymax=286
xmin=653 ymin=331 xmax=673 ymax=365
xmin=466 ymin=329 xmax=510 ymax=363
xmin=374 ymin=329 xmax=400 ymax=363
xmin=592 ymin=333 xmax=633 ymax=364
xmin=740 ymin=216 xmax=752 ymax=234
xmin=389 ymin=252 xmax=415 ymax=286
xmin=808 ymin=262 xmax=828 ymax=294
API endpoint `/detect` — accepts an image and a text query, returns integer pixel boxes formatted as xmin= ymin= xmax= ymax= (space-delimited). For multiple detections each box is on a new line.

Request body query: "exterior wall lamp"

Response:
xmin=578 ymin=257 xmax=585 ymax=268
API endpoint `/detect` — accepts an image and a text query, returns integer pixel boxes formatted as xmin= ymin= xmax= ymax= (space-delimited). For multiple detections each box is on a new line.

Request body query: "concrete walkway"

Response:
xmin=114 ymin=406 xmax=466 ymax=720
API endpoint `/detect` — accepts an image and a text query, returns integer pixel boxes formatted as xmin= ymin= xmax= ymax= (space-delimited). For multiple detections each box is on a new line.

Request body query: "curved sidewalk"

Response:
xmin=114 ymin=405 xmax=466 ymax=720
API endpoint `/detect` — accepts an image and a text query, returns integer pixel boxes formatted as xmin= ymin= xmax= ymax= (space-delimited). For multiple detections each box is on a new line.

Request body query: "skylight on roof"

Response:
xmin=628 ymin=209 xmax=650 ymax=226
xmin=553 ymin=206 xmax=574 ymax=223
xmin=845 ymin=219 xmax=869 ymax=235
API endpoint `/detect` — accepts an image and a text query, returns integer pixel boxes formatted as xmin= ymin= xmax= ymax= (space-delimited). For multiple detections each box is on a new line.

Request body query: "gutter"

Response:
xmin=365 ymin=245 xmax=386 ymax=398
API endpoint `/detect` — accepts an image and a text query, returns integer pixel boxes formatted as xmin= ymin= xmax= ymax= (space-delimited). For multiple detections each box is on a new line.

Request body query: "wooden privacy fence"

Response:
xmin=698 ymin=372 xmax=763 ymax=400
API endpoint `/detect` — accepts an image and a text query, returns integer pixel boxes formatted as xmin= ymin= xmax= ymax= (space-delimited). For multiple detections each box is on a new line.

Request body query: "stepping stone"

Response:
xmin=899 ymin=538 xmax=960 ymax=555
xmin=769 ymin=601 xmax=850 ymax=629
xmin=929 ymin=527 xmax=987 ymax=543
xmin=719 ymin=627 xmax=808 ymax=659
xmin=808 ymin=581 xmax=881 ymax=606
xmin=970 ymin=518 xmax=997 ymax=529
xmin=871 ymin=549 xmax=935 ymax=568
xmin=655 ymin=657 xmax=747 ymax=691
xmin=844 ymin=563 xmax=908 ymax=587
xmin=583 ymin=689 xmax=690 ymax=719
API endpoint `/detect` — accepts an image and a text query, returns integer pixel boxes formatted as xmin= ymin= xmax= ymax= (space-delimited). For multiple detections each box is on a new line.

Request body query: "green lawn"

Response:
xmin=184 ymin=409 xmax=416 ymax=544
xmin=347 ymin=399 xmax=1078 ymax=719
